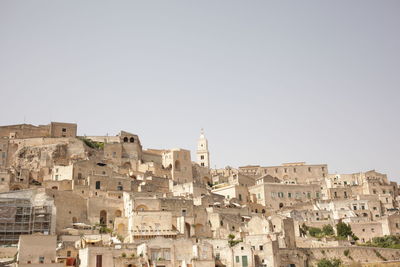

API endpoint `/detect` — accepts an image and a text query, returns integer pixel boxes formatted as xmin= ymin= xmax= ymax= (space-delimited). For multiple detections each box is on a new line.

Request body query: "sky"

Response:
xmin=0 ymin=1 xmax=399 ymax=180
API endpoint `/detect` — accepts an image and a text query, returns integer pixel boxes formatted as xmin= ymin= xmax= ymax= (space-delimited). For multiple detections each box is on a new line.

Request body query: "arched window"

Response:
xmin=123 ymin=137 xmax=128 ymax=143
xmin=129 ymin=137 xmax=134 ymax=143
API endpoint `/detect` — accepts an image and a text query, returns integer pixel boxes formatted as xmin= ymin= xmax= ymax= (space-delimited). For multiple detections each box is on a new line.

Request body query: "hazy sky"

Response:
xmin=1 ymin=1 xmax=399 ymax=180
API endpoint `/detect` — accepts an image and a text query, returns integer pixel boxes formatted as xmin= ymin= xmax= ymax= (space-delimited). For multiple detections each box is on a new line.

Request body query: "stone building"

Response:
xmin=0 ymin=122 xmax=77 ymax=139
xmin=17 ymin=234 xmax=63 ymax=267
xmin=240 ymin=162 xmax=328 ymax=184
xmin=249 ymin=178 xmax=321 ymax=210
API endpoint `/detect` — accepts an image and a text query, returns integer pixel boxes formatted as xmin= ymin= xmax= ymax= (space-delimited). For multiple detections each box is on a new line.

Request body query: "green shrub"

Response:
xmin=317 ymin=258 xmax=341 ymax=267
xmin=228 ymin=234 xmax=241 ymax=247
xmin=79 ymin=137 xmax=104 ymax=150
xmin=99 ymin=226 xmax=112 ymax=234
xmin=309 ymin=227 xmax=323 ymax=237
xmin=322 ymin=224 xmax=334 ymax=236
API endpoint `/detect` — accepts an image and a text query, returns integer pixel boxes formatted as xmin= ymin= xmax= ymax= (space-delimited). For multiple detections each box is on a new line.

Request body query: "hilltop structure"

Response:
xmin=0 ymin=121 xmax=399 ymax=267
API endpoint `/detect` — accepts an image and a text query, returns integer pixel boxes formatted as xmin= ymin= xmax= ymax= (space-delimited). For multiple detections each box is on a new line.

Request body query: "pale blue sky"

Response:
xmin=1 ymin=1 xmax=399 ymax=180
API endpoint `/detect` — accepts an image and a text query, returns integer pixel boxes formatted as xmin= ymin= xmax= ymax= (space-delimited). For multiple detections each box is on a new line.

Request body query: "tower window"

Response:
xmin=200 ymin=155 xmax=204 ymax=160
xmin=201 ymin=163 xmax=204 ymax=166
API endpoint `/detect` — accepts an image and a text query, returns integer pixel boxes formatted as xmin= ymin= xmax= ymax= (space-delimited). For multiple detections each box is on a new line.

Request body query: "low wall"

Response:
xmin=0 ymin=246 xmax=17 ymax=258
xmin=307 ymin=246 xmax=400 ymax=266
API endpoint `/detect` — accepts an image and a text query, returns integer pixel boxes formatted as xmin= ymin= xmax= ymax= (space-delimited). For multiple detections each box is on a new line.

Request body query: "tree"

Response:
xmin=300 ymin=223 xmax=308 ymax=237
xmin=322 ymin=224 xmax=334 ymax=236
xmin=336 ymin=221 xmax=353 ymax=238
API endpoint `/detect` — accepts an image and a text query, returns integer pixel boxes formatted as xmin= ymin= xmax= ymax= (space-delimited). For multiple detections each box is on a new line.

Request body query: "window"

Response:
xmin=288 ymin=192 xmax=292 ymax=198
xmin=259 ymin=245 xmax=263 ymax=251
xmin=307 ymin=192 xmax=311 ymax=198
xmin=278 ymin=192 xmax=284 ymax=198
xmin=216 ymin=253 xmax=220 ymax=260
xmin=308 ymin=167 xmax=311 ymax=172
xmin=39 ymin=256 xmax=45 ymax=263
xmin=293 ymin=168 xmax=296 ymax=173
xmin=95 ymin=181 xmax=101 ymax=190
xmin=316 ymin=192 xmax=320 ymax=198
xmin=182 ymin=209 xmax=187 ymax=216
xmin=201 ymin=163 xmax=205 ymax=166
xmin=257 ymin=193 xmax=261 ymax=199
xmin=62 ymin=128 xmax=67 ymax=132
xmin=241 ymin=247 xmax=244 ymax=250
xmin=284 ymin=168 xmax=287 ymax=173
xmin=200 ymin=155 xmax=204 ymax=160
xmin=67 ymin=251 xmax=71 ymax=257
xmin=236 ymin=256 xmax=240 ymax=263
xmin=353 ymin=205 xmax=357 ymax=210
xmin=239 ymin=194 xmax=242 ymax=201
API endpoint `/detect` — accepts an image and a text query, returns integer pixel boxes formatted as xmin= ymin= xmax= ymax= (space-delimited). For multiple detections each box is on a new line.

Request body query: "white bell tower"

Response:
xmin=196 ymin=129 xmax=210 ymax=168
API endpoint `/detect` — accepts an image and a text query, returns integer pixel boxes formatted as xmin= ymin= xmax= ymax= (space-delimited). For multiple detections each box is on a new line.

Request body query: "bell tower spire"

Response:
xmin=196 ymin=129 xmax=210 ymax=168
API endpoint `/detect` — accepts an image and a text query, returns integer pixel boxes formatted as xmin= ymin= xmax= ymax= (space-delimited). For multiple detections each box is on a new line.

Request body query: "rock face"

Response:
xmin=7 ymin=138 xmax=89 ymax=182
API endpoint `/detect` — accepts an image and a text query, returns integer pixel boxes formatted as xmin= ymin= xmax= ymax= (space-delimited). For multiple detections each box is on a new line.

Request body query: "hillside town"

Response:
xmin=0 ymin=121 xmax=399 ymax=267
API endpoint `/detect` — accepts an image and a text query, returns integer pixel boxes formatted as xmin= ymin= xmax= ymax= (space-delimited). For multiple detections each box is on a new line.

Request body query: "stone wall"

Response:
xmin=307 ymin=246 xmax=400 ymax=266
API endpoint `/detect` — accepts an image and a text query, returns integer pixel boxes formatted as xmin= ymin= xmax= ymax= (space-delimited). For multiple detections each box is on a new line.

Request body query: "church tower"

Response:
xmin=196 ymin=129 xmax=210 ymax=168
